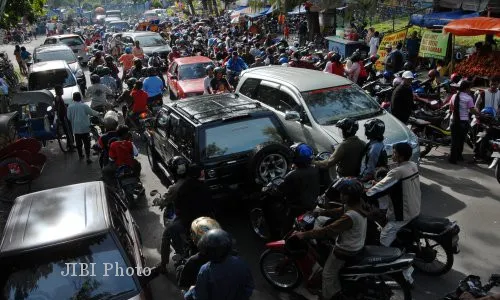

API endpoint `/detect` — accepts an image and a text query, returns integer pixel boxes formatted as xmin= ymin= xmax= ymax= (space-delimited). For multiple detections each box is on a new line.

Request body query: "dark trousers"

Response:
xmin=74 ymin=133 xmax=91 ymax=158
xmin=450 ymin=121 xmax=469 ymax=162
xmin=161 ymin=217 xmax=187 ymax=264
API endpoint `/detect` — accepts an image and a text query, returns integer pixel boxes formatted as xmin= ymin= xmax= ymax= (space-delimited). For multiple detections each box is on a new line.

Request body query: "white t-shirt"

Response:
xmin=347 ymin=62 xmax=360 ymax=83
xmin=369 ymin=37 xmax=379 ymax=56
xmin=323 ymin=61 xmax=332 ymax=73
xmin=203 ymin=76 xmax=212 ymax=94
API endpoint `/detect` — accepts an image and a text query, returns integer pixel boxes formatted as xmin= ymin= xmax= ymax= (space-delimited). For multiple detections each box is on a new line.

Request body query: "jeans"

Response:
xmin=322 ymin=250 xmax=346 ymax=299
xmin=450 ymin=121 xmax=469 ymax=162
xmin=74 ymin=133 xmax=91 ymax=158
xmin=160 ymin=217 xmax=186 ymax=265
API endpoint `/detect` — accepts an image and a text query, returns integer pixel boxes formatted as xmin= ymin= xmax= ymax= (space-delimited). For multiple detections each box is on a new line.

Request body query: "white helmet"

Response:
xmin=402 ymin=70 xmax=414 ymax=79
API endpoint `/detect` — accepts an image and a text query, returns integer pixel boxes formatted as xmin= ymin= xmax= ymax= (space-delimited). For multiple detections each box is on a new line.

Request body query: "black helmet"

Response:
xmin=403 ymin=61 xmax=414 ymax=71
xmin=105 ymin=55 xmax=113 ymax=63
xmin=148 ymin=67 xmax=157 ymax=76
xmin=336 ymin=118 xmax=358 ymax=137
xmin=290 ymin=142 xmax=313 ymax=166
xmin=90 ymin=74 xmax=100 ymax=84
xmin=205 ymin=65 xmax=214 ymax=73
xmin=213 ymin=67 xmax=224 ymax=74
xmin=127 ymin=77 xmax=137 ymax=89
xmin=364 ymin=118 xmax=385 ymax=141
xmin=197 ymin=229 xmax=232 ymax=262
xmin=168 ymin=156 xmax=189 ymax=177
xmin=101 ymin=66 xmax=110 ymax=76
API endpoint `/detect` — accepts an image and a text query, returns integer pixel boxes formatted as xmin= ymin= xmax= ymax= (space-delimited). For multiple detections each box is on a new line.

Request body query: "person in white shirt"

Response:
xmin=345 ymin=54 xmax=361 ymax=84
xmin=369 ymin=31 xmax=380 ymax=56
xmin=203 ymin=65 xmax=214 ymax=94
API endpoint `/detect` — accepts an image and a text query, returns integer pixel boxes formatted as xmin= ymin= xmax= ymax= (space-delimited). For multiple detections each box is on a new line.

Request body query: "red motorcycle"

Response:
xmin=259 ymin=212 xmax=414 ymax=299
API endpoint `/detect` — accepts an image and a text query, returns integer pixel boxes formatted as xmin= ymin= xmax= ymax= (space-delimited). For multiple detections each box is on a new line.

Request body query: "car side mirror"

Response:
xmin=284 ymin=110 xmax=301 ymax=121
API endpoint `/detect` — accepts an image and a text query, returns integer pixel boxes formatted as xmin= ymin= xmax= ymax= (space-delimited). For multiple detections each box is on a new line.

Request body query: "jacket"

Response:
xmin=391 ymin=84 xmax=414 ymax=124
xmin=314 ymin=136 xmax=366 ymax=177
xmin=366 ymin=161 xmax=421 ymax=222
xmin=279 ymin=166 xmax=320 ymax=211
xmin=226 ymin=57 xmax=248 ymax=73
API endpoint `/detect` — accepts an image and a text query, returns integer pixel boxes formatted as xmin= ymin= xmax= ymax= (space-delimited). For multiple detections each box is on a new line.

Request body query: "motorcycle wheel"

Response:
xmin=373 ymin=273 xmax=412 ymax=300
xmin=496 ymin=163 xmax=500 ymax=184
xmin=260 ymin=249 xmax=302 ymax=291
xmin=419 ymin=143 xmax=433 ymax=158
xmin=249 ymin=207 xmax=271 ymax=240
xmin=413 ymin=237 xmax=453 ymax=276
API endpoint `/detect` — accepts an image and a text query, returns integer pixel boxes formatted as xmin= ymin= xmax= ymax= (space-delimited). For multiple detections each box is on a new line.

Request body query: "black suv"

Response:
xmin=145 ymin=94 xmax=292 ymax=198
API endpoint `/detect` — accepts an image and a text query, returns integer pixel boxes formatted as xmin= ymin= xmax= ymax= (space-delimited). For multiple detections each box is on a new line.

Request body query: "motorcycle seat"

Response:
xmin=407 ymin=214 xmax=451 ymax=234
xmin=347 ymin=246 xmax=402 ymax=266
xmin=410 ymin=118 xmax=431 ymax=126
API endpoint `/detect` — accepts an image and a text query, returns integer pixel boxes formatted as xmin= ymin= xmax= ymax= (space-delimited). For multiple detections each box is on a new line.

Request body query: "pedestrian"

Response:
xmin=31 ymin=21 xmax=37 ymax=39
xmin=369 ymin=31 xmax=380 ymax=56
xmin=66 ymin=92 xmax=100 ymax=164
xmin=20 ymin=47 xmax=31 ymax=76
xmin=298 ymin=21 xmax=307 ymax=46
xmin=283 ymin=23 xmax=290 ymax=41
xmin=13 ymin=45 xmax=25 ymax=76
xmin=54 ymin=85 xmax=75 ymax=150
xmin=449 ymin=80 xmax=479 ymax=164
xmin=203 ymin=65 xmax=214 ymax=95
xmin=132 ymin=40 xmax=144 ymax=59
xmin=406 ymin=31 xmax=420 ymax=69
xmin=392 ymin=42 xmax=405 ymax=73
xmin=391 ymin=71 xmax=415 ymax=124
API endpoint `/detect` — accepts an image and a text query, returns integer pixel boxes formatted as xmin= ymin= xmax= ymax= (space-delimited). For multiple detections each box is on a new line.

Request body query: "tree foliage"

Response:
xmin=1 ymin=0 xmax=46 ymax=28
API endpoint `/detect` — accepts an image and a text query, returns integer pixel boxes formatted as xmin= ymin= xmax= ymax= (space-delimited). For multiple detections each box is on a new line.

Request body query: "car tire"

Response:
xmin=248 ymin=142 xmax=291 ymax=186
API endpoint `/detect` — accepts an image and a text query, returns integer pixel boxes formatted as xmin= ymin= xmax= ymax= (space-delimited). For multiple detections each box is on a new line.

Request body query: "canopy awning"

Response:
xmin=231 ymin=5 xmax=272 ymax=18
xmin=248 ymin=6 xmax=273 ymax=18
xmin=288 ymin=4 xmax=306 ymax=15
xmin=443 ymin=17 xmax=500 ymax=36
xmin=409 ymin=10 xmax=479 ymax=28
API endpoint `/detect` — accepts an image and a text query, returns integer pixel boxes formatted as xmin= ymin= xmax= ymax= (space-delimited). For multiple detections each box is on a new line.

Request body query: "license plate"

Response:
xmin=403 ymin=266 xmax=414 ymax=284
xmin=491 ymin=152 xmax=500 ymax=158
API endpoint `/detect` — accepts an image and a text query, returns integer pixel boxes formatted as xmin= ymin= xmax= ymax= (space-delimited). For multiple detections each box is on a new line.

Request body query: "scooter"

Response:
xmin=441 ymin=274 xmax=500 ymax=300
xmin=488 ymin=139 xmax=500 ymax=184
xmin=408 ymin=108 xmax=452 ymax=158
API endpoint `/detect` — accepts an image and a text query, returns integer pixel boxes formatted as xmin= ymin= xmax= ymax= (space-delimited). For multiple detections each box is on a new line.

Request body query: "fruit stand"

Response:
xmin=443 ymin=17 xmax=500 ymax=78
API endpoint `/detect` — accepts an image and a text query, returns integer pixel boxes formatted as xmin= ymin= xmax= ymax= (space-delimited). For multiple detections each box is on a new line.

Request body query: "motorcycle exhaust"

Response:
xmin=489 ymin=157 xmax=499 ymax=169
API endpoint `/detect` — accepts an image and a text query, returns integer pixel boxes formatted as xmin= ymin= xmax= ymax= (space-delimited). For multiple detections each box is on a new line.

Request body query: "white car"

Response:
xmin=28 ymin=60 xmax=82 ymax=104
xmin=43 ymin=34 xmax=89 ymax=64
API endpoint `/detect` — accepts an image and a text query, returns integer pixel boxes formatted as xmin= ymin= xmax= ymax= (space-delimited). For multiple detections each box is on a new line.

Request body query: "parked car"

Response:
xmin=28 ymin=60 xmax=82 ymax=104
xmin=167 ymin=56 xmax=214 ymax=100
xmin=235 ymin=67 xmax=420 ymax=176
xmin=43 ymin=34 xmax=89 ymax=64
xmin=109 ymin=20 xmax=132 ymax=32
xmin=0 ymin=181 xmax=152 ymax=300
xmin=144 ymin=94 xmax=292 ymax=199
xmin=120 ymin=31 xmax=171 ymax=60
xmin=32 ymin=44 xmax=87 ymax=95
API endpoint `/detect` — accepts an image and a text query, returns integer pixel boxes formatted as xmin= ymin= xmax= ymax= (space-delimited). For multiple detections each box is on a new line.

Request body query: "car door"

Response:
xmin=153 ymin=109 xmax=171 ymax=161
xmin=167 ymin=62 xmax=178 ymax=95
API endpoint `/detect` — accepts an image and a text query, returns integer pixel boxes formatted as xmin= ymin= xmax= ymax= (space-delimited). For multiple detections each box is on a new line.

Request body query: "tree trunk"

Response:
xmin=206 ymin=0 xmax=213 ymax=15
xmin=187 ymin=0 xmax=196 ymax=15
xmin=212 ymin=0 xmax=219 ymax=16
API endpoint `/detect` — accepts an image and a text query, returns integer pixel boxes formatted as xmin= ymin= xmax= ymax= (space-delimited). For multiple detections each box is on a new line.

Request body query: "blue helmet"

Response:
xmin=383 ymin=71 xmax=393 ymax=80
xmin=415 ymin=87 xmax=425 ymax=94
xmin=290 ymin=143 xmax=314 ymax=165
xmin=481 ymin=106 xmax=496 ymax=117
xmin=278 ymin=57 xmax=288 ymax=64
xmin=125 ymin=47 xmax=132 ymax=54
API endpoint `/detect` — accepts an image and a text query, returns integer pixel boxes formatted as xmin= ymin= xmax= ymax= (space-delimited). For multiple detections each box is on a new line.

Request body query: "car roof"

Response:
xmin=241 ymin=66 xmax=352 ymax=92
xmin=174 ymin=56 xmax=212 ymax=65
xmin=31 ymin=60 xmax=70 ymax=72
xmin=0 ymin=182 xmax=111 ymax=256
xmin=35 ymin=44 xmax=73 ymax=53
xmin=46 ymin=34 xmax=81 ymax=40
xmin=168 ymin=93 xmax=269 ymax=124
xmin=123 ymin=31 xmax=160 ymax=37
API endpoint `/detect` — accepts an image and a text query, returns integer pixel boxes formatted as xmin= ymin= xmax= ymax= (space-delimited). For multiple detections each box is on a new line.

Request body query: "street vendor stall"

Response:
xmin=443 ymin=17 xmax=500 ymax=78
xmin=325 ymin=36 xmax=365 ymax=59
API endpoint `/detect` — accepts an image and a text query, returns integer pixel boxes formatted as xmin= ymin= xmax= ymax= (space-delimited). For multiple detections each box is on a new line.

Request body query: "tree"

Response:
xmin=212 ymin=0 xmax=219 ymax=16
xmin=0 ymin=0 xmax=46 ymax=28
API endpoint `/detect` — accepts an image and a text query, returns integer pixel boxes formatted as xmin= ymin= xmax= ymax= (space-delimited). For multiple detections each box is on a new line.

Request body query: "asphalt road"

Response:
xmin=1 ymin=39 xmax=500 ymax=300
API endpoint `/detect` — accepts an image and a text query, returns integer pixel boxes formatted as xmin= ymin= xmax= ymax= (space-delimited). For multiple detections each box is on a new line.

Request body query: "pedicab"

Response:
xmin=10 ymin=90 xmax=72 ymax=152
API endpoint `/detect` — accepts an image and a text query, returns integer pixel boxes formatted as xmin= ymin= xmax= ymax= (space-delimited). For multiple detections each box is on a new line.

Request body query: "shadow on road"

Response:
xmin=420 ymin=181 xmax=467 ymax=217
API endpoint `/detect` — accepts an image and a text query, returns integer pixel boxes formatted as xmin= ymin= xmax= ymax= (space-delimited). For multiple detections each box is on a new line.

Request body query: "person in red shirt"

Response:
xmin=103 ymin=125 xmax=141 ymax=183
xmin=130 ymin=81 xmax=148 ymax=114
xmin=168 ymin=46 xmax=181 ymax=64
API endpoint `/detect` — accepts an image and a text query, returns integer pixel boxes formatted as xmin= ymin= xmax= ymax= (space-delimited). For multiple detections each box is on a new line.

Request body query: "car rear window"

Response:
xmin=60 ymin=36 xmax=83 ymax=47
xmin=203 ymin=116 xmax=284 ymax=159
xmin=179 ymin=62 xmax=214 ymax=80
xmin=1 ymin=234 xmax=139 ymax=300
xmin=29 ymin=69 xmax=76 ymax=90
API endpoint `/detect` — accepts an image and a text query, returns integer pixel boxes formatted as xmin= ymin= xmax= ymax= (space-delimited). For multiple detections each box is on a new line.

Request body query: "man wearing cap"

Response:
xmin=391 ymin=71 xmax=415 ymax=124
xmin=226 ymin=51 xmax=248 ymax=86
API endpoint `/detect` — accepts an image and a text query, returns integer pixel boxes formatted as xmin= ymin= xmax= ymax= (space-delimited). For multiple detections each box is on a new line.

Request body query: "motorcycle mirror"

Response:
xmin=150 ymin=190 xmax=159 ymax=197
xmin=46 ymin=106 xmax=53 ymax=112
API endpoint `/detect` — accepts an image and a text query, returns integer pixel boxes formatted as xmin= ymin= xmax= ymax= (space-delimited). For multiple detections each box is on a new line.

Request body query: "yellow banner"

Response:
xmin=375 ymin=30 xmax=407 ymax=71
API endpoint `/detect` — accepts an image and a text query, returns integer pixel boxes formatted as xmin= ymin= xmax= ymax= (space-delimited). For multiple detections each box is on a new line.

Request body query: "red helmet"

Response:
xmin=327 ymin=51 xmax=335 ymax=59
xmin=370 ymin=54 xmax=379 ymax=63
xmin=450 ymin=73 xmax=461 ymax=83
xmin=428 ymin=69 xmax=438 ymax=78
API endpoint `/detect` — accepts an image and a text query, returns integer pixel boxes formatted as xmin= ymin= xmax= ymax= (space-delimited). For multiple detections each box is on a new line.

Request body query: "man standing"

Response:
xmin=391 ymin=71 xmax=415 ymax=124
xmin=406 ymin=31 xmax=420 ymax=68
xmin=298 ymin=21 xmax=307 ymax=46
xmin=382 ymin=44 xmax=395 ymax=72
xmin=393 ymin=42 xmax=405 ymax=73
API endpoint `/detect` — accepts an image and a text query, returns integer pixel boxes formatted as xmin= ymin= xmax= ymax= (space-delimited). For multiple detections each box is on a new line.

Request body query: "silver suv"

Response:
xmin=235 ymin=67 xmax=420 ymax=171
xmin=43 ymin=34 xmax=89 ymax=64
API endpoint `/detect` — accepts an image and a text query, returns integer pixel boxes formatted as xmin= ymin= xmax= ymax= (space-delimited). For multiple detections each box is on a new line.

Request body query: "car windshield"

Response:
xmin=135 ymin=35 xmax=166 ymax=47
xmin=29 ymin=69 xmax=76 ymax=90
xmin=1 ymin=234 xmax=138 ymax=300
xmin=301 ymin=85 xmax=382 ymax=125
xmin=110 ymin=22 xmax=128 ymax=28
xmin=35 ymin=50 xmax=76 ymax=64
xmin=203 ymin=116 xmax=284 ymax=159
xmin=59 ymin=37 xmax=83 ymax=47
xmin=179 ymin=62 xmax=213 ymax=80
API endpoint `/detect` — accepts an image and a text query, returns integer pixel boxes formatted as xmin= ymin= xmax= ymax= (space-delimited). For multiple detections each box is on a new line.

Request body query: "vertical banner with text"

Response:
xmin=418 ymin=31 xmax=450 ymax=60
xmin=375 ymin=30 xmax=408 ymax=71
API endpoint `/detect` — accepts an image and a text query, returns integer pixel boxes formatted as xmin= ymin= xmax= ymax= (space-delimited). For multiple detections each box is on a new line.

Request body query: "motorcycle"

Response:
xmin=488 ymin=139 xmax=500 ymax=183
xmin=441 ymin=274 xmax=500 ymax=300
xmin=470 ymin=114 xmax=500 ymax=162
xmin=114 ymin=164 xmax=145 ymax=208
xmin=259 ymin=212 xmax=414 ymax=299
xmin=408 ymin=108 xmax=452 ymax=158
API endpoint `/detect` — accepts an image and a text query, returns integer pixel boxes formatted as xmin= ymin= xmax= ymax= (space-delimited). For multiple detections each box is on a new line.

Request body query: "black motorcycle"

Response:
xmin=470 ymin=114 xmax=500 ymax=161
xmin=442 ymin=274 xmax=500 ymax=300
xmin=488 ymin=139 xmax=500 ymax=184
xmin=114 ymin=164 xmax=145 ymax=208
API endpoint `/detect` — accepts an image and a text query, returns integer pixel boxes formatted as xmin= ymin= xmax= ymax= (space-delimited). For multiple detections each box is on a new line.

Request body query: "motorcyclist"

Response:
xmin=226 ymin=51 xmax=248 ymax=86
xmin=119 ymin=47 xmax=135 ymax=81
xmin=183 ymin=229 xmax=254 ymax=300
xmin=177 ymin=217 xmax=222 ymax=289
xmin=359 ymin=118 xmax=388 ymax=182
xmin=366 ymin=142 xmax=421 ymax=247
xmin=210 ymin=67 xmax=232 ymax=93
xmin=292 ymin=178 xmax=367 ymax=300
xmin=168 ymin=46 xmax=181 ymax=63
xmin=128 ymin=58 xmax=144 ymax=80
xmin=128 ymin=80 xmax=148 ymax=129
xmin=154 ymin=156 xmax=212 ymax=272
xmin=87 ymin=74 xmax=113 ymax=112
xmin=103 ymin=125 xmax=141 ymax=184
xmin=97 ymin=113 xmax=119 ymax=168
xmin=142 ymin=67 xmax=164 ymax=107
xmin=279 ymin=143 xmax=320 ymax=231
xmin=88 ymin=51 xmax=105 ymax=72
xmin=147 ymin=52 xmax=167 ymax=89
xmin=313 ymin=118 xmax=366 ymax=177
xmin=99 ymin=67 xmax=118 ymax=95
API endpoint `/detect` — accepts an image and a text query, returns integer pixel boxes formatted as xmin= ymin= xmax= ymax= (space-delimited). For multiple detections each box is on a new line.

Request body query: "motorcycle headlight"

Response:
xmin=75 ymin=69 xmax=84 ymax=78
xmin=408 ymin=131 xmax=419 ymax=149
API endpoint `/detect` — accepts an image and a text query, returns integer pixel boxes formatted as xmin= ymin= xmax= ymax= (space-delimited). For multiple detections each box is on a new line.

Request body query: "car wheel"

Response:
xmin=248 ymin=142 xmax=291 ymax=186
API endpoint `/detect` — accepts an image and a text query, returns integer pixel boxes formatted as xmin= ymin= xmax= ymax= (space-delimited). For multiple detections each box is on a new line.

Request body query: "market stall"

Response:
xmin=325 ymin=36 xmax=365 ymax=59
xmin=443 ymin=17 xmax=500 ymax=78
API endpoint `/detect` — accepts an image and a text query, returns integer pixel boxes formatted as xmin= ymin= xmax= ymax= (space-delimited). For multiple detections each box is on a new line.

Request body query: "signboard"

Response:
xmin=375 ymin=30 xmax=407 ymax=71
xmin=419 ymin=31 xmax=450 ymax=60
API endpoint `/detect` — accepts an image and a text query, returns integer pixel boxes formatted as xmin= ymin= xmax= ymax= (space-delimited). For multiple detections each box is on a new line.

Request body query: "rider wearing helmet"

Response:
xmin=313 ymin=118 xmax=366 ymax=177
xmin=367 ymin=142 xmax=421 ymax=247
xmin=154 ymin=156 xmax=212 ymax=272
xmin=128 ymin=58 xmax=144 ymax=80
xmin=97 ymin=113 xmax=119 ymax=167
xmin=203 ymin=65 xmax=215 ymax=95
xmin=100 ymin=66 xmax=118 ymax=93
xmin=89 ymin=51 xmax=105 ymax=71
xmin=226 ymin=51 xmax=248 ymax=86
xmin=382 ymin=70 xmax=394 ymax=83
xmin=279 ymin=143 xmax=320 ymax=231
xmin=104 ymin=125 xmax=141 ymax=184
xmin=391 ymin=70 xmax=415 ymax=124
xmin=177 ymin=217 xmax=222 ymax=289
xmin=359 ymin=119 xmax=388 ymax=181
xmin=143 ymin=66 xmax=164 ymax=106
xmin=168 ymin=46 xmax=181 ymax=63
xmin=119 ymin=47 xmax=135 ymax=80
xmin=183 ymin=229 xmax=254 ymax=300
xmin=292 ymin=178 xmax=366 ymax=300
xmin=87 ymin=74 xmax=113 ymax=112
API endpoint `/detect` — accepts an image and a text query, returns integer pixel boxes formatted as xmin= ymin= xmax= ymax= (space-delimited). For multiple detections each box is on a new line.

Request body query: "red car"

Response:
xmin=167 ymin=56 xmax=215 ymax=100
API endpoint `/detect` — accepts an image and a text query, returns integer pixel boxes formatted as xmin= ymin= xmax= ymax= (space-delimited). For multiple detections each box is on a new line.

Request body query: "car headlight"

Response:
xmin=75 ymin=69 xmax=84 ymax=78
xmin=408 ymin=131 xmax=419 ymax=149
